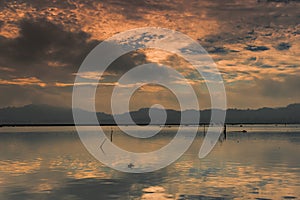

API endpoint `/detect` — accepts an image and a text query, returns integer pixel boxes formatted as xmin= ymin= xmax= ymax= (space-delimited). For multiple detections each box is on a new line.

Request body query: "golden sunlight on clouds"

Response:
xmin=0 ymin=0 xmax=219 ymax=41
xmin=0 ymin=0 xmax=299 ymax=109
xmin=138 ymin=84 xmax=169 ymax=93
xmin=48 ymin=61 xmax=69 ymax=68
xmin=0 ymin=77 xmax=46 ymax=87
xmin=73 ymin=71 xmax=118 ymax=80
xmin=54 ymin=82 xmax=74 ymax=87
xmin=70 ymin=1 xmax=219 ymax=41
xmin=0 ymin=2 xmax=28 ymax=38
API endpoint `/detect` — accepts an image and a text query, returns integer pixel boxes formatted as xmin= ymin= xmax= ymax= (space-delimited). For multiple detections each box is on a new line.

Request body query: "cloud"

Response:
xmin=106 ymin=51 xmax=148 ymax=74
xmin=99 ymin=0 xmax=175 ymax=20
xmin=0 ymin=84 xmax=72 ymax=108
xmin=245 ymin=45 xmax=270 ymax=52
xmin=276 ymin=42 xmax=291 ymax=50
xmin=0 ymin=77 xmax=46 ymax=87
xmin=258 ymin=0 xmax=300 ymax=3
xmin=255 ymin=74 xmax=300 ymax=98
xmin=259 ymin=64 xmax=275 ymax=68
xmin=207 ymin=46 xmax=239 ymax=54
xmin=226 ymin=74 xmax=300 ymax=109
xmin=0 ymin=0 xmax=299 ymax=109
xmin=0 ymin=17 xmax=98 ymax=83
xmin=0 ymin=17 xmax=101 ymax=108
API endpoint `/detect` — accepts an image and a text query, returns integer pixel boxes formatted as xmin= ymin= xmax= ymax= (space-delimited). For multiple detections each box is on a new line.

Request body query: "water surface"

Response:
xmin=0 ymin=125 xmax=299 ymax=199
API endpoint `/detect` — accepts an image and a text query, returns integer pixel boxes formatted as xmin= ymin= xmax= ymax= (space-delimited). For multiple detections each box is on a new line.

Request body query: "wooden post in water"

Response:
xmin=110 ymin=128 xmax=113 ymax=142
xmin=223 ymin=124 xmax=227 ymax=140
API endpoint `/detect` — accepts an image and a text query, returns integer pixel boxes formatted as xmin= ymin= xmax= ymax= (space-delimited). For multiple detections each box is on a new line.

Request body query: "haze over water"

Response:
xmin=0 ymin=125 xmax=299 ymax=200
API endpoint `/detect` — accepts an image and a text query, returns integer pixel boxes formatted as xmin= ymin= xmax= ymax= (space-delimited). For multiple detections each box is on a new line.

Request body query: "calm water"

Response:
xmin=0 ymin=125 xmax=299 ymax=200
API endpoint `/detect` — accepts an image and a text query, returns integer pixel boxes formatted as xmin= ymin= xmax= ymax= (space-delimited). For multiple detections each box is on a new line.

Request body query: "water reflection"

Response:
xmin=0 ymin=125 xmax=299 ymax=199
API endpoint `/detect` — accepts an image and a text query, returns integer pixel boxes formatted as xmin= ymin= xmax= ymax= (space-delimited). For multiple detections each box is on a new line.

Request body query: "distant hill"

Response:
xmin=0 ymin=103 xmax=299 ymax=125
xmin=0 ymin=104 xmax=113 ymax=125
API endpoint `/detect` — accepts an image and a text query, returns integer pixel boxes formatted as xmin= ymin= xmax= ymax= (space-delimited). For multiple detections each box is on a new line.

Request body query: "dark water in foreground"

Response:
xmin=0 ymin=125 xmax=299 ymax=200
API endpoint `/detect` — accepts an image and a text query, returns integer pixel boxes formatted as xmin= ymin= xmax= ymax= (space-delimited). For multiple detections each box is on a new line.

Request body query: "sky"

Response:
xmin=0 ymin=0 xmax=299 ymax=113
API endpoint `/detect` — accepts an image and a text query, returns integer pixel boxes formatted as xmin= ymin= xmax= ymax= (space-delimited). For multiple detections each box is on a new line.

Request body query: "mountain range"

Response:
xmin=0 ymin=103 xmax=299 ymax=125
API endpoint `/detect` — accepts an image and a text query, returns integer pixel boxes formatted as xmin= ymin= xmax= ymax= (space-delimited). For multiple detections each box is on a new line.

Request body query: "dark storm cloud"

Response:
xmin=0 ymin=18 xmax=150 ymax=106
xmin=0 ymin=18 xmax=98 ymax=82
xmin=0 ymin=16 xmax=149 ymax=108
xmin=0 ymin=17 xmax=149 ymax=84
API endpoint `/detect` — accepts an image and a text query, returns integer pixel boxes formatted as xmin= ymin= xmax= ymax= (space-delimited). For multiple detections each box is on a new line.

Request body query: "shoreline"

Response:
xmin=0 ymin=123 xmax=299 ymax=127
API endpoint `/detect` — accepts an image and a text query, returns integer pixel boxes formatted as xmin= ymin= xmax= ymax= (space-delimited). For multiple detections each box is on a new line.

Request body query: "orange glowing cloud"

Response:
xmin=0 ymin=77 xmax=46 ymax=87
